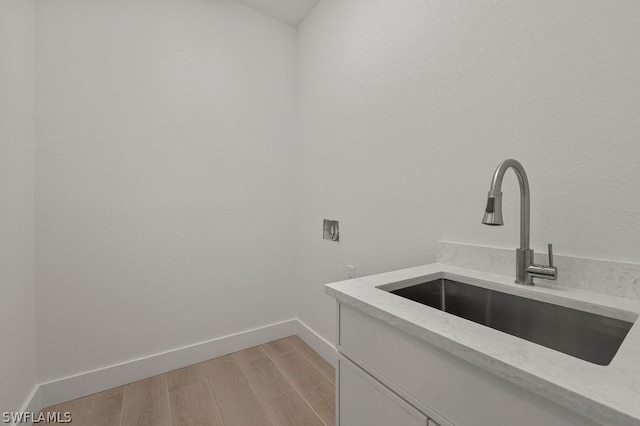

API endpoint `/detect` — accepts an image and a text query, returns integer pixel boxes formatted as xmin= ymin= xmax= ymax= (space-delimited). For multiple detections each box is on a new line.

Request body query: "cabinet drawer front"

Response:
xmin=338 ymin=303 xmax=598 ymax=426
xmin=339 ymin=354 xmax=427 ymax=426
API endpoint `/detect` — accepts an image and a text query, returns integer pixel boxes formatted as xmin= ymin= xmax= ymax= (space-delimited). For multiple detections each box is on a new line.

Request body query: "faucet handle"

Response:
xmin=527 ymin=243 xmax=558 ymax=281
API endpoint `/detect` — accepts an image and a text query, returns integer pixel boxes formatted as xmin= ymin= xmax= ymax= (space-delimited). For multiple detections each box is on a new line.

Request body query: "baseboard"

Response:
xmin=296 ymin=318 xmax=337 ymax=367
xmin=29 ymin=317 xmax=336 ymax=412
xmin=38 ymin=319 xmax=297 ymax=409
xmin=12 ymin=384 xmax=41 ymax=426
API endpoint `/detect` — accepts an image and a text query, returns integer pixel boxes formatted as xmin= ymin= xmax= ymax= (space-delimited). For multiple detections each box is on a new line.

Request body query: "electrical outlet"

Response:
xmin=346 ymin=265 xmax=356 ymax=279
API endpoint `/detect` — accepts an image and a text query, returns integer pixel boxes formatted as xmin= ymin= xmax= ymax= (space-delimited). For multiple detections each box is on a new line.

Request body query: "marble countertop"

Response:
xmin=325 ymin=263 xmax=640 ymax=426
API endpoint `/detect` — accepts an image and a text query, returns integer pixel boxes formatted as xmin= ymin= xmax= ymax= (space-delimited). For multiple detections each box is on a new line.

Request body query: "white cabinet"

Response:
xmin=338 ymin=355 xmax=427 ymax=426
xmin=335 ymin=302 xmax=598 ymax=426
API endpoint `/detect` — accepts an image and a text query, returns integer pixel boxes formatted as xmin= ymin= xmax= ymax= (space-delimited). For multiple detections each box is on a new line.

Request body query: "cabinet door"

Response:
xmin=339 ymin=355 xmax=428 ymax=426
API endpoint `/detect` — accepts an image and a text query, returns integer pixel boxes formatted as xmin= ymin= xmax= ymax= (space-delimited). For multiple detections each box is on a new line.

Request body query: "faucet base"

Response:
xmin=516 ymin=248 xmax=534 ymax=285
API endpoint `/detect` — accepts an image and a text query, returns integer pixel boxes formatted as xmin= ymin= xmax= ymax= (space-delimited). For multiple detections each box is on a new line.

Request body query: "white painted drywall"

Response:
xmin=0 ymin=0 xmax=37 ymax=412
xmin=296 ymin=0 xmax=640 ymax=342
xmin=234 ymin=0 xmax=319 ymax=26
xmin=36 ymin=0 xmax=296 ymax=381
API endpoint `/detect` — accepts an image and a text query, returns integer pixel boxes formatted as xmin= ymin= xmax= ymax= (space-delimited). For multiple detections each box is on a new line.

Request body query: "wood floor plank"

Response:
xmin=42 ymin=387 xmax=124 ymax=426
xmin=286 ymin=335 xmax=335 ymax=384
xmin=203 ymin=354 xmax=272 ymax=426
xmin=272 ymin=351 xmax=335 ymax=426
xmin=261 ymin=337 xmax=296 ymax=358
xmin=166 ymin=363 xmax=207 ymax=392
xmin=85 ymin=387 xmax=126 ymax=426
xmin=169 ymin=381 xmax=223 ymax=426
xmin=232 ymin=345 xmax=266 ymax=364
xmin=121 ymin=375 xmax=171 ymax=426
xmin=262 ymin=390 xmax=325 ymax=426
xmin=233 ymin=346 xmax=294 ymax=401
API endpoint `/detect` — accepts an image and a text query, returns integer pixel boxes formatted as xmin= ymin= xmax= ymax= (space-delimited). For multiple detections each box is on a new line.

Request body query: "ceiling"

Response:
xmin=234 ymin=0 xmax=319 ymax=26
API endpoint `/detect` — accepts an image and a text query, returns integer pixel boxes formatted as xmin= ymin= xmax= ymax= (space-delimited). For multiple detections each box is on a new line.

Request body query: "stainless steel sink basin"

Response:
xmin=389 ymin=279 xmax=634 ymax=365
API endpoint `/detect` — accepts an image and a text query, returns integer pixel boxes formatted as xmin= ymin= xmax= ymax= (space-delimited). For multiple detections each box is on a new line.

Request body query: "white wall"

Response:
xmin=36 ymin=0 xmax=297 ymax=381
xmin=296 ymin=0 xmax=640 ymax=342
xmin=0 ymin=0 xmax=37 ymax=412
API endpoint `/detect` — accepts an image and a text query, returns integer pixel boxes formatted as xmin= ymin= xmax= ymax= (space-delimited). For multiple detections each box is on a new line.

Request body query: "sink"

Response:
xmin=388 ymin=279 xmax=634 ymax=365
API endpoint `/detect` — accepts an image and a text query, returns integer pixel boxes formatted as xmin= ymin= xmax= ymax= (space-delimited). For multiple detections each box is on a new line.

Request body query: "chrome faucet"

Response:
xmin=482 ymin=159 xmax=558 ymax=285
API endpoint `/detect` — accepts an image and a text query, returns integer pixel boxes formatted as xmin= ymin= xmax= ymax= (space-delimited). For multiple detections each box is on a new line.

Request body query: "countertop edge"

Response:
xmin=325 ymin=264 xmax=640 ymax=426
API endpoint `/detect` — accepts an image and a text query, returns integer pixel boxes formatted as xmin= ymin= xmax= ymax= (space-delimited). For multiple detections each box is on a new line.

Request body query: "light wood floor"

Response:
xmin=42 ymin=335 xmax=335 ymax=426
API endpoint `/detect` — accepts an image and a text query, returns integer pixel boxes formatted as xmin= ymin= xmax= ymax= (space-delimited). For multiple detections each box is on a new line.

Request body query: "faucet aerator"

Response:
xmin=482 ymin=212 xmax=503 ymax=226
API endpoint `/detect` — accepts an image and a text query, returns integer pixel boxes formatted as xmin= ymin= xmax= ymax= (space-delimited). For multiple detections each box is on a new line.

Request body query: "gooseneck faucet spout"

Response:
xmin=482 ymin=159 xmax=530 ymax=249
xmin=482 ymin=159 xmax=557 ymax=285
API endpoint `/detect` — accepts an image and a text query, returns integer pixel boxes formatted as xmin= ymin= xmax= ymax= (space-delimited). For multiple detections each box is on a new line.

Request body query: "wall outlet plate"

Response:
xmin=346 ymin=265 xmax=356 ymax=279
xmin=323 ymin=219 xmax=339 ymax=242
